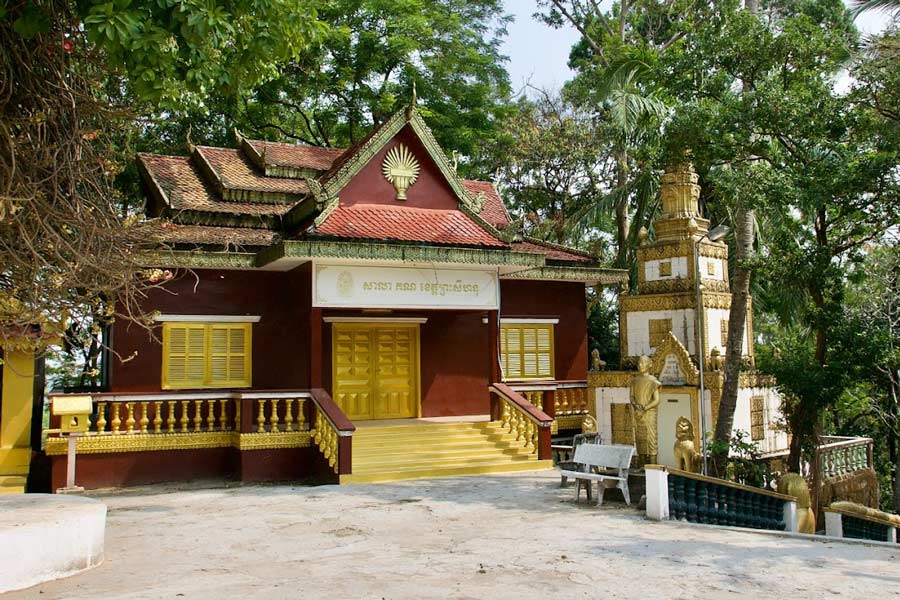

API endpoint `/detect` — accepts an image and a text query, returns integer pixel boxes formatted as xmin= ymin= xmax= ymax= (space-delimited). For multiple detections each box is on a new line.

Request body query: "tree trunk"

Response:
xmin=713 ymin=204 xmax=754 ymax=448
xmin=613 ymin=150 xmax=630 ymax=268
xmin=891 ymin=430 xmax=900 ymax=513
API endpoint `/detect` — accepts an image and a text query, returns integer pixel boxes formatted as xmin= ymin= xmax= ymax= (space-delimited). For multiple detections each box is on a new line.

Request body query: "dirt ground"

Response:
xmin=5 ymin=470 xmax=898 ymax=600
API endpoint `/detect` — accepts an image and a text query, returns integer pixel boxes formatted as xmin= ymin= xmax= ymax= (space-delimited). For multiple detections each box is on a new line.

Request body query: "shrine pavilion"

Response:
xmin=42 ymin=103 xmax=626 ymax=489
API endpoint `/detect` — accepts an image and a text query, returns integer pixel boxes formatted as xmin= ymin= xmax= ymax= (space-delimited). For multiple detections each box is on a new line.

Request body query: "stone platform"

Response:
xmin=0 ymin=494 xmax=106 ymax=593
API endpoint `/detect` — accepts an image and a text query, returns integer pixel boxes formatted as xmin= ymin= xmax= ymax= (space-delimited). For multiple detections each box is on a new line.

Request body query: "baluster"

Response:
xmin=560 ymin=389 xmax=570 ymax=415
xmin=218 ymin=399 xmax=228 ymax=431
xmin=516 ymin=412 xmax=525 ymax=441
xmin=697 ymin=481 xmax=708 ymax=524
xmin=235 ymin=400 xmax=241 ymax=432
xmin=284 ymin=399 xmax=295 ymax=432
xmin=297 ymin=399 xmax=306 ymax=430
xmin=125 ymin=402 xmax=135 ymax=434
xmin=501 ymin=401 xmax=511 ymax=428
xmin=552 ymin=390 xmax=561 ymax=414
xmin=193 ymin=400 xmax=202 ymax=432
xmin=685 ymin=478 xmax=698 ymax=523
xmin=673 ymin=476 xmax=686 ymax=521
xmin=668 ymin=474 xmax=676 ymax=519
xmin=725 ymin=487 xmax=737 ymax=527
xmin=204 ymin=400 xmax=214 ymax=431
xmin=96 ymin=402 xmax=107 ymax=433
xmin=576 ymin=388 xmax=586 ymax=413
xmin=716 ymin=485 xmax=728 ymax=526
xmin=139 ymin=402 xmax=149 ymax=434
xmin=166 ymin=401 xmax=176 ymax=433
xmin=179 ymin=400 xmax=189 ymax=433
xmin=257 ymin=400 xmax=267 ymax=433
xmin=751 ymin=494 xmax=762 ymax=529
xmin=152 ymin=402 xmax=162 ymax=433
xmin=111 ymin=403 xmax=121 ymax=434
xmin=268 ymin=399 xmax=280 ymax=433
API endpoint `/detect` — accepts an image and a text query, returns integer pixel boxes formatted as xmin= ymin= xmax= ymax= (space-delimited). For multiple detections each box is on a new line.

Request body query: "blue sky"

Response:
xmin=501 ymin=0 xmax=894 ymax=92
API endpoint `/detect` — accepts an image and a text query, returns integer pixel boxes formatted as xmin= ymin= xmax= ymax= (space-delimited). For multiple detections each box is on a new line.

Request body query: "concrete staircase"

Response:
xmin=340 ymin=420 xmax=553 ymax=484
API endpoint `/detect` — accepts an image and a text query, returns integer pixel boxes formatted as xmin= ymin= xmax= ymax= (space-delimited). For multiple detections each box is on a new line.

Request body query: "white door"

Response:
xmin=657 ymin=392 xmax=693 ymax=467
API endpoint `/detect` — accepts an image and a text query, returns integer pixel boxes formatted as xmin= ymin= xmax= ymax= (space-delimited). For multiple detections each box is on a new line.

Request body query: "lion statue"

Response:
xmin=777 ymin=473 xmax=816 ymax=534
xmin=673 ymin=416 xmax=699 ymax=473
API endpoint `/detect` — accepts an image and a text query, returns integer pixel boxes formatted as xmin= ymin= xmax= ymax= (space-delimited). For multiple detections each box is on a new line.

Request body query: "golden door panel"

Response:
xmin=333 ymin=327 xmax=375 ymax=420
xmin=332 ymin=324 xmax=419 ymax=420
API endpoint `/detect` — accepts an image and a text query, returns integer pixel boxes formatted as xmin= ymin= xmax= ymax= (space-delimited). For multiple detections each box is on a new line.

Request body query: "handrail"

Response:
xmin=49 ymin=389 xmax=312 ymax=402
xmin=489 ymin=383 xmax=554 ymax=426
xmin=825 ymin=504 xmax=900 ymax=529
xmin=506 ymin=379 xmax=587 ymax=390
xmin=307 ymin=388 xmax=353 ymax=476
xmin=308 ymin=388 xmax=354 ymax=434
xmin=646 ymin=465 xmax=794 ymax=502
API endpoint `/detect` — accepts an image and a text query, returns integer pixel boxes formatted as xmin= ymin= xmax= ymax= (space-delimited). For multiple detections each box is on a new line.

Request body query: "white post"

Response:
xmin=645 ymin=468 xmax=670 ymax=520
xmin=783 ymin=500 xmax=799 ymax=533
xmin=57 ymin=434 xmax=85 ymax=494
xmin=824 ymin=511 xmax=844 ymax=538
xmin=887 ymin=526 xmax=896 ymax=543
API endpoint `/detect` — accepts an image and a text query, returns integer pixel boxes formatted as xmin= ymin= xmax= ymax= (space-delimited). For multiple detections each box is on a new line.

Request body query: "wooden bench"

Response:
xmin=557 ymin=444 xmax=635 ymax=506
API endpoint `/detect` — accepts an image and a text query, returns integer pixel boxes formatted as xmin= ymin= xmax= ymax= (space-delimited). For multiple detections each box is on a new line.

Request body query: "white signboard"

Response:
xmin=659 ymin=354 xmax=686 ymax=386
xmin=313 ymin=263 xmax=499 ymax=310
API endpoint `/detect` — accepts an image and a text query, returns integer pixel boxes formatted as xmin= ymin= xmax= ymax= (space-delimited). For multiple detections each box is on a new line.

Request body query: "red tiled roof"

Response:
xmin=246 ymin=140 xmax=345 ymax=171
xmin=155 ymin=223 xmax=278 ymax=248
xmin=196 ymin=147 xmax=309 ymax=196
xmin=315 ymin=204 xmax=507 ymax=248
xmin=512 ymin=240 xmax=595 ymax=263
xmin=462 ymin=179 xmax=510 ymax=228
xmin=137 ymin=154 xmax=294 ymax=216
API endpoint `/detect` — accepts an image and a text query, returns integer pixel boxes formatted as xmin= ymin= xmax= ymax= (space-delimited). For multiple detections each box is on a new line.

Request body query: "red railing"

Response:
xmin=489 ymin=383 xmax=554 ymax=460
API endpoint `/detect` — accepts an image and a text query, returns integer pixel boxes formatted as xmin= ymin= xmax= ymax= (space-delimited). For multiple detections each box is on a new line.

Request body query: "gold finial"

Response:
xmin=407 ymin=82 xmax=417 ymax=118
xmin=186 ymin=125 xmax=195 ymax=153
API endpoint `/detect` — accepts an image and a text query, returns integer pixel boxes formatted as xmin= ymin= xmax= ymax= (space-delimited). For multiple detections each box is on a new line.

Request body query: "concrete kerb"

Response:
xmin=0 ymin=494 xmax=106 ymax=594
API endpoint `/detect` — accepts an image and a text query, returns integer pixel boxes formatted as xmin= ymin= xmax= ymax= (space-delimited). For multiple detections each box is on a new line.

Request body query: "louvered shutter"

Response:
xmin=209 ymin=324 xmax=251 ymax=387
xmin=500 ymin=323 xmax=554 ymax=381
xmin=164 ymin=324 xmax=207 ymax=389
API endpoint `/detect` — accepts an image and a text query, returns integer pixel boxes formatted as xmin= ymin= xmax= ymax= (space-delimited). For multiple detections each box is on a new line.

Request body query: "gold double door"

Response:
xmin=332 ymin=323 xmax=420 ymax=420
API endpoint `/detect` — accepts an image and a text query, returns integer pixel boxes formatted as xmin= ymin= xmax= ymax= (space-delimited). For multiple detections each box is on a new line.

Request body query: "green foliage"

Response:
xmin=136 ymin=0 xmax=513 ymax=180
xmin=707 ymin=430 xmax=767 ymax=488
xmin=587 ymin=289 xmax=619 ymax=368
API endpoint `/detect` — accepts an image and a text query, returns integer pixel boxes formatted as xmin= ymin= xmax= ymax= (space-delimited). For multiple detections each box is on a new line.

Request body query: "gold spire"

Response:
xmin=653 ymin=162 xmax=708 ymax=241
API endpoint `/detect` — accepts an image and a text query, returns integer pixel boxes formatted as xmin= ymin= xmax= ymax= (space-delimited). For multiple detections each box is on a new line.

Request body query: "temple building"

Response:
xmin=591 ymin=163 xmax=789 ymax=468
xmin=43 ymin=103 xmax=626 ymax=489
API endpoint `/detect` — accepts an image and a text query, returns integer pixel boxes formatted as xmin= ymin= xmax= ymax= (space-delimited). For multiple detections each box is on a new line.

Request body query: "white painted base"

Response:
xmin=0 ymin=494 xmax=106 ymax=593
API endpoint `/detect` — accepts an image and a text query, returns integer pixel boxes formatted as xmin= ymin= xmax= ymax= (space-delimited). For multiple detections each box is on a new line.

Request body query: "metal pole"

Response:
xmin=695 ymin=236 xmax=709 ymax=475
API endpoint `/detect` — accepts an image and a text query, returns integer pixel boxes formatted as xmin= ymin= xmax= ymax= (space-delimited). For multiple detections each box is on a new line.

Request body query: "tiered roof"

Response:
xmin=138 ymin=105 xmax=624 ymax=283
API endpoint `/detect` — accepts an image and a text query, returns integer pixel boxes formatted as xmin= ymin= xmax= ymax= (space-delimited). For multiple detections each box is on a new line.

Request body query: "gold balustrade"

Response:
xmin=255 ymin=398 xmax=308 ymax=434
xmin=553 ymin=385 xmax=589 ymax=416
xmin=95 ymin=398 xmax=237 ymax=435
xmin=310 ymin=410 xmax=339 ymax=473
xmin=499 ymin=399 xmax=539 ymax=454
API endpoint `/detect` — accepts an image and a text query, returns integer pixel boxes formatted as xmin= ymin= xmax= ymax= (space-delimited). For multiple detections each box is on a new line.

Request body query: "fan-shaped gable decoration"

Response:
xmin=382 ymin=143 xmax=420 ymax=200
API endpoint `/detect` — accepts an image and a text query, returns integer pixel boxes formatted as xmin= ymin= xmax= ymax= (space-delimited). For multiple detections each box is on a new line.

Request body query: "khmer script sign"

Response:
xmin=313 ymin=263 xmax=499 ymax=310
xmin=659 ymin=354 xmax=686 ymax=386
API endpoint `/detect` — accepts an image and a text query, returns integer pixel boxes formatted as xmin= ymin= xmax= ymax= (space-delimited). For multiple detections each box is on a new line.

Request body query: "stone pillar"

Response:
xmin=783 ymin=501 xmax=799 ymax=534
xmin=824 ymin=511 xmax=844 ymax=538
xmin=645 ymin=466 xmax=670 ymax=520
xmin=0 ymin=349 xmax=36 ymax=492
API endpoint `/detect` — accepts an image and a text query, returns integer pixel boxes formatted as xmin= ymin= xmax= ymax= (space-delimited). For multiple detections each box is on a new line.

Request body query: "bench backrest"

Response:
xmin=572 ymin=443 xmax=635 ymax=471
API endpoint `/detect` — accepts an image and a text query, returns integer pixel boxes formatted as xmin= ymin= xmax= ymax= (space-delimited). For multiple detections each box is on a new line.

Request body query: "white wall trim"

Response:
xmin=322 ymin=316 xmax=428 ymax=324
xmin=481 ymin=317 xmax=560 ymax=324
xmin=153 ymin=314 xmax=261 ymax=323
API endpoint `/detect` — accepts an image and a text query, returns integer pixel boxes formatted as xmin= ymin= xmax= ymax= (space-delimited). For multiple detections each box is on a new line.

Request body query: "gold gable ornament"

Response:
xmin=382 ymin=143 xmax=420 ymax=200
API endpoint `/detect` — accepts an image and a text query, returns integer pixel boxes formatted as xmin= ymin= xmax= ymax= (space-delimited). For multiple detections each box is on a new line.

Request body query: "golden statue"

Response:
xmin=777 ymin=473 xmax=815 ymax=534
xmin=581 ymin=414 xmax=598 ymax=435
xmin=673 ymin=416 xmax=699 ymax=472
xmin=630 ymin=355 xmax=661 ymax=464
xmin=590 ymin=348 xmax=606 ymax=371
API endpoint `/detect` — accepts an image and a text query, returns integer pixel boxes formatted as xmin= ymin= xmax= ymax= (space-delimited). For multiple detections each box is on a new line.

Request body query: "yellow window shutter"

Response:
xmin=537 ymin=325 xmax=553 ymax=378
xmin=208 ymin=324 xmax=251 ymax=387
xmin=500 ymin=323 xmax=554 ymax=381
xmin=163 ymin=323 xmax=206 ymax=389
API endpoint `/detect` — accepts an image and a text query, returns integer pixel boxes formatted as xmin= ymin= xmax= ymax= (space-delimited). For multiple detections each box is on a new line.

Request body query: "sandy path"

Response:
xmin=5 ymin=471 xmax=898 ymax=600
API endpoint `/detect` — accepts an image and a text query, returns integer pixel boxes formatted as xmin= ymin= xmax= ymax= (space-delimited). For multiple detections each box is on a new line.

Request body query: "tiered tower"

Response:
xmin=619 ymin=163 xmax=752 ymax=368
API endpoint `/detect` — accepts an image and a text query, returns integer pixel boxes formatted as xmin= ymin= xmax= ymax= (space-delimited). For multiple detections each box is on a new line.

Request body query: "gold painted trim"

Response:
xmin=46 ymin=431 xmax=312 ymax=456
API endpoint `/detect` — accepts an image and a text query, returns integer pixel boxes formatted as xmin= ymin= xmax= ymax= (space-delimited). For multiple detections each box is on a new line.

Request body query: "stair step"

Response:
xmin=351 ymin=454 xmax=538 ymax=474
xmin=353 ymin=429 xmax=517 ymax=445
xmin=341 ymin=460 xmax=554 ymax=484
xmin=0 ymin=475 xmax=27 ymax=494
xmin=353 ymin=448 xmax=537 ymax=468
xmin=353 ymin=445 xmax=535 ymax=463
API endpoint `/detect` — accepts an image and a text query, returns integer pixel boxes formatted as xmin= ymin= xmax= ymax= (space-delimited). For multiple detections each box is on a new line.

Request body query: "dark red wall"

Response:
xmin=337 ymin=125 xmax=458 ymax=210
xmin=111 ymin=264 xmax=312 ymax=392
xmin=500 ymin=280 xmax=588 ymax=382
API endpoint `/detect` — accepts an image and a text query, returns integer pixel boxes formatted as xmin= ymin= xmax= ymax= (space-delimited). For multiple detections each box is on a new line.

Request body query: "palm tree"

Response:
xmin=852 ymin=0 xmax=900 ymax=17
